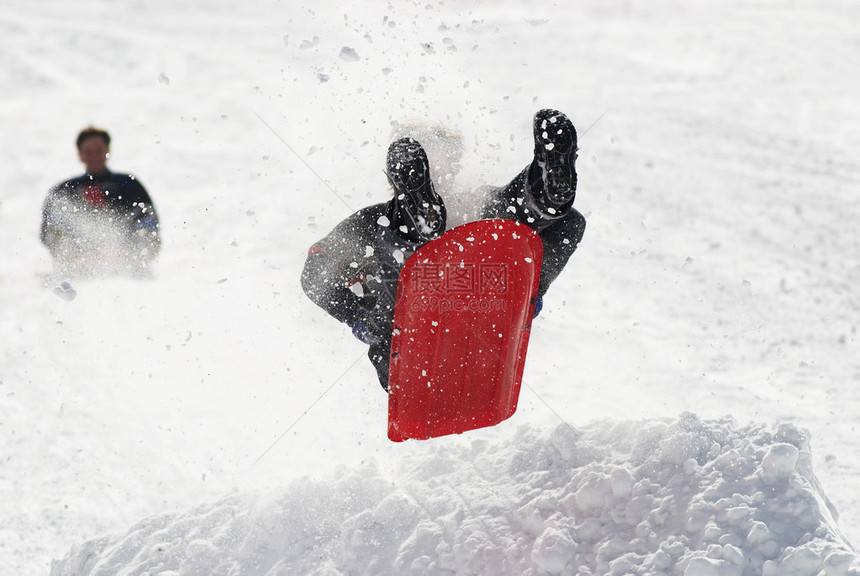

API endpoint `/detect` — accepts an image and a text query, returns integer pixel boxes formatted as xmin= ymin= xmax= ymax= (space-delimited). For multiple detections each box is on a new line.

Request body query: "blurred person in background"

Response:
xmin=40 ymin=126 xmax=160 ymax=277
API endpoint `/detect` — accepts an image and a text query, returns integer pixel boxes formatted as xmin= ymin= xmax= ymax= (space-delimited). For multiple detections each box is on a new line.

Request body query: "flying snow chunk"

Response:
xmin=300 ymin=37 xmax=319 ymax=50
xmin=157 ymin=72 xmax=170 ymax=86
xmin=339 ymin=47 xmax=360 ymax=62
xmin=53 ymin=281 xmax=76 ymax=301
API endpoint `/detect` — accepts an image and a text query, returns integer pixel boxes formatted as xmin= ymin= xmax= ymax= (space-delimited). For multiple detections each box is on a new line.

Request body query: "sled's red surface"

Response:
xmin=387 ymin=219 xmax=543 ymax=442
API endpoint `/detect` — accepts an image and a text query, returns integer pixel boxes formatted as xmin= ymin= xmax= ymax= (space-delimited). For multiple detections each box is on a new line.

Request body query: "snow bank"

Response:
xmin=50 ymin=414 xmax=858 ymax=576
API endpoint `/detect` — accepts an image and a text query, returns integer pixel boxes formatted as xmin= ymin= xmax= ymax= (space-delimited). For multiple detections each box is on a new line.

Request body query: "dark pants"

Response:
xmin=368 ymin=337 xmax=392 ymax=391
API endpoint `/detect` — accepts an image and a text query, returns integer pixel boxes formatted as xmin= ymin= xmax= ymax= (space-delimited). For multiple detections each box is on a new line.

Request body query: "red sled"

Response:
xmin=387 ymin=219 xmax=543 ymax=442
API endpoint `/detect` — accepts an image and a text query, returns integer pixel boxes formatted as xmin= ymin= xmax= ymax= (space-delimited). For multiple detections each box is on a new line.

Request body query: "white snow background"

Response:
xmin=1 ymin=1 xmax=859 ymax=574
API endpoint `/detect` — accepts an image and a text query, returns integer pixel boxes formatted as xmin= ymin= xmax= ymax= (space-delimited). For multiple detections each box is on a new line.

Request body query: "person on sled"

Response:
xmin=40 ymin=126 xmax=160 ymax=276
xmin=302 ymin=109 xmax=585 ymax=389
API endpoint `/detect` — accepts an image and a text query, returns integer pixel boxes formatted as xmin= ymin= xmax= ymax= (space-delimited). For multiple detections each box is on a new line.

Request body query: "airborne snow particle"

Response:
xmin=53 ymin=282 xmax=77 ymax=301
xmin=300 ymin=37 xmax=319 ymax=49
xmin=339 ymin=47 xmax=360 ymax=62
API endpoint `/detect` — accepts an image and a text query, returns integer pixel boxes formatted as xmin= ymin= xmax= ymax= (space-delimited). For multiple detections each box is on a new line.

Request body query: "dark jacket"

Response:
xmin=301 ymin=201 xmax=423 ymax=332
xmin=481 ymin=168 xmax=586 ymax=298
xmin=41 ymin=170 xmax=160 ymax=255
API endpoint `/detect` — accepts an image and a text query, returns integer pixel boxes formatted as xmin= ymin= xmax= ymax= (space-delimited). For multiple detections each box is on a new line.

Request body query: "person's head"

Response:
xmin=76 ymin=127 xmax=111 ymax=174
xmin=385 ymin=137 xmax=446 ymax=242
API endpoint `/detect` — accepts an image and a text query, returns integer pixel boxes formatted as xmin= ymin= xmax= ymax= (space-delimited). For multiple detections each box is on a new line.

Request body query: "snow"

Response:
xmin=1 ymin=0 xmax=859 ymax=574
xmin=40 ymin=418 xmax=860 ymax=576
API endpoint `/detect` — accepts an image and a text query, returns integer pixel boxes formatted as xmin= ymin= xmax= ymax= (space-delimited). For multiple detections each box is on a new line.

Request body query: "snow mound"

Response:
xmin=50 ymin=414 xmax=858 ymax=576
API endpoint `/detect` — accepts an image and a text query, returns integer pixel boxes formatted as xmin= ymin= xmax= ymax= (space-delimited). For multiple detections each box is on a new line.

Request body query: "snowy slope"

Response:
xmin=48 ymin=417 xmax=855 ymax=576
xmin=1 ymin=0 xmax=859 ymax=574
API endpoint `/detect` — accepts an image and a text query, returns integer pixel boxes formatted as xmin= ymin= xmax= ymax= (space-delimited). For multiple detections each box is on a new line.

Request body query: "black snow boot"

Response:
xmin=385 ymin=137 xmax=446 ymax=242
xmin=528 ymin=109 xmax=578 ymax=210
